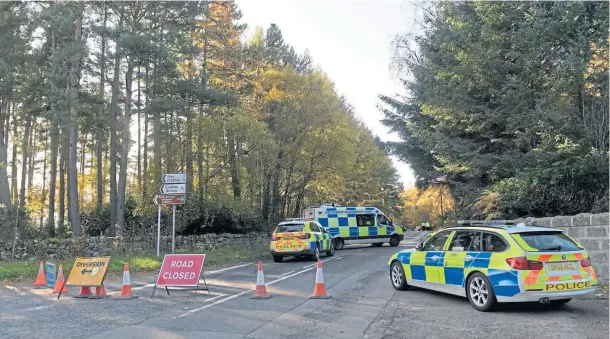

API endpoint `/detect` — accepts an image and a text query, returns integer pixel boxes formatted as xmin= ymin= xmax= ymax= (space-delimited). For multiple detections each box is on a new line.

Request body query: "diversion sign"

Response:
xmin=66 ymin=257 xmax=111 ymax=287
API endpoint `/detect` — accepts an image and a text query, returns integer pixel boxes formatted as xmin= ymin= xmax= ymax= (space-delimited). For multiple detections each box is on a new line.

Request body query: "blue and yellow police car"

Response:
xmin=387 ymin=220 xmax=598 ymax=311
xmin=270 ymin=218 xmax=334 ymax=262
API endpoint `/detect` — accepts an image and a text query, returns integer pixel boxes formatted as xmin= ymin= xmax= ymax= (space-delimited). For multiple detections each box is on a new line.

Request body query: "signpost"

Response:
xmin=152 ymin=254 xmax=209 ymax=298
xmin=46 ymin=262 xmax=56 ymax=289
xmin=154 ymin=173 xmax=187 ymax=256
xmin=59 ymin=257 xmax=111 ymax=299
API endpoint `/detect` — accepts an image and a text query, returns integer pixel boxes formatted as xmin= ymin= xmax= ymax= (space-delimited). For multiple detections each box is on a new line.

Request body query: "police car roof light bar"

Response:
xmin=457 ymin=220 xmax=516 ymax=227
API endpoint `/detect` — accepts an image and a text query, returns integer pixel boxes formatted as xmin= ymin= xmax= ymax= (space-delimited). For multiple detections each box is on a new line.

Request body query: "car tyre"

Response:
xmin=466 ymin=272 xmax=497 ymax=312
xmin=311 ymin=244 xmax=321 ymax=261
xmin=390 ymin=261 xmax=409 ymax=291
xmin=334 ymin=238 xmax=345 ymax=250
xmin=389 ymin=235 xmax=400 ymax=247
xmin=326 ymin=241 xmax=335 ymax=257
xmin=272 ymin=255 xmax=283 ymax=263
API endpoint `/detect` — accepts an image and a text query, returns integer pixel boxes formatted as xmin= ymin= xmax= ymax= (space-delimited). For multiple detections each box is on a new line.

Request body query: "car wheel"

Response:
xmin=390 ymin=261 xmax=409 ymax=291
xmin=311 ymin=245 xmax=321 ymax=261
xmin=272 ymin=255 xmax=283 ymax=263
xmin=466 ymin=272 xmax=497 ymax=312
xmin=389 ymin=235 xmax=400 ymax=247
xmin=372 ymin=243 xmax=383 ymax=247
xmin=326 ymin=241 xmax=335 ymax=257
xmin=547 ymin=299 xmax=571 ymax=309
xmin=334 ymin=238 xmax=345 ymax=250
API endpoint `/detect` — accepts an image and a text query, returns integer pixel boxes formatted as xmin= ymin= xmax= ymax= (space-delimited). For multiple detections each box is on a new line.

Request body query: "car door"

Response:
xmin=444 ymin=230 xmax=481 ymax=290
xmin=410 ymin=230 xmax=452 ymax=284
xmin=312 ymin=221 xmax=330 ymax=251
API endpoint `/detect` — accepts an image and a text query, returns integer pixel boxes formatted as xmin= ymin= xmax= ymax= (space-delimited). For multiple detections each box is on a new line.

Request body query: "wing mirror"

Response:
xmin=416 ymin=242 xmax=424 ymax=251
xmin=389 ymin=219 xmax=393 ymax=226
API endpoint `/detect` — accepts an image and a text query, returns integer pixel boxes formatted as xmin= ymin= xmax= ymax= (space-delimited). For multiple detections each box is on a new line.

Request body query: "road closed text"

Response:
xmin=156 ymin=254 xmax=206 ymax=286
xmin=545 ymin=281 xmax=591 ymax=291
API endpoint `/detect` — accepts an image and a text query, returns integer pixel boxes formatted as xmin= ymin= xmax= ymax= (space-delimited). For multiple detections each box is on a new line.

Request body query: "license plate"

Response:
xmin=547 ymin=262 xmax=576 ymax=272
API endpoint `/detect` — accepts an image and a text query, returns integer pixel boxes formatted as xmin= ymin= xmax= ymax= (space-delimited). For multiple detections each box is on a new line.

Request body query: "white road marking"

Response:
xmin=281 ymin=271 xmax=295 ymax=276
xmin=175 ymin=256 xmax=341 ymax=319
xmin=25 ymin=305 xmax=53 ymax=312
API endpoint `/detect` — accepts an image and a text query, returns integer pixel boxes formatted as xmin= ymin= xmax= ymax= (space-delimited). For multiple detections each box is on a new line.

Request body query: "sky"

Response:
xmin=235 ymin=0 xmax=419 ymax=188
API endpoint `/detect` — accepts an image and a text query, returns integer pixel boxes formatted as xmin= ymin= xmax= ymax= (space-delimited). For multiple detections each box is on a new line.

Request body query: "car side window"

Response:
xmin=423 ymin=231 xmax=451 ymax=251
xmin=356 ymin=214 xmax=375 ymax=227
xmin=448 ymin=231 xmax=479 ymax=252
xmin=378 ymin=214 xmax=389 ymax=225
xmin=482 ymin=233 xmax=507 ymax=252
xmin=309 ymin=223 xmax=320 ymax=233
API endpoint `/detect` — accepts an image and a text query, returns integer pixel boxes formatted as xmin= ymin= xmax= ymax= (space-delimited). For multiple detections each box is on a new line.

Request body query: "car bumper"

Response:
xmin=271 ymin=249 xmax=313 ymax=257
xmin=496 ymin=287 xmax=597 ymax=303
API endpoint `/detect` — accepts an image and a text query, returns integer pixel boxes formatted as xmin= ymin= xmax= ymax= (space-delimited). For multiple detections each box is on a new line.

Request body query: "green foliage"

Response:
xmin=382 ymin=2 xmax=609 ymax=218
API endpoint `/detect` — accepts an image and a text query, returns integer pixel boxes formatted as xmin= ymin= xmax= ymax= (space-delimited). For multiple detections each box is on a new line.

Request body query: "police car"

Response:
xmin=387 ymin=220 xmax=598 ymax=311
xmin=270 ymin=219 xmax=334 ymax=262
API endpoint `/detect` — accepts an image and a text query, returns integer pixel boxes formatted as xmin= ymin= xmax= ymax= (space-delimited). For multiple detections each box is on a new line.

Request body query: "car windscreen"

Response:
xmin=275 ymin=224 xmax=304 ymax=232
xmin=513 ymin=231 xmax=582 ymax=252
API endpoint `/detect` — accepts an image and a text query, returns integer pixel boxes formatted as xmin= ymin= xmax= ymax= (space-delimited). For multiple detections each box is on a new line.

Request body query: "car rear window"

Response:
xmin=275 ymin=224 xmax=304 ymax=232
xmin=513 ymin=231 xmax=582 ymax=252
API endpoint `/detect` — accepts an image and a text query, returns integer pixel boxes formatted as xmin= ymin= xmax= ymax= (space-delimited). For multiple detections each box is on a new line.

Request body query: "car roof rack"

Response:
xmin=457 ymin=220 xmax=515 ymax=228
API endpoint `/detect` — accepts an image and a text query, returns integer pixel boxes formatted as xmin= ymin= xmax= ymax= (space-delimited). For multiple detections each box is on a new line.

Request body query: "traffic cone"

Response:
xmin=53 ymin=264 xmax=68 ymax=294
xmin=250 ymin=261 xmax=272 ymax=299
xmin=73 ymin=286 xmax=92 ymax=298
xmin=88 ymin=284 xmax=110 ymax=299
xmin=115 ymin=263 xmax=138 ymax=299
xmin=309 ymin=259 xmax=331 ymax=299
xmin=33 ymin=261 xmax=46 ymax=287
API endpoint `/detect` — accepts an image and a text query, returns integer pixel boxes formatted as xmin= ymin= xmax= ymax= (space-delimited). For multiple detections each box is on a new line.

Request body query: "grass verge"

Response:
xmin=0 ymin=243 xmax=270 ymax=283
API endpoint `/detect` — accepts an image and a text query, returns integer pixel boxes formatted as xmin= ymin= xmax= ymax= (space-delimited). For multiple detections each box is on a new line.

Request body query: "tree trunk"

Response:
xmin=39 ymin=133 xmax=48 ymax=232
xmin=197 ymin=38 xmax=208 ymax=201
xmin=58 ymin=133 xmax=67 ymax=235
xmin=185 ymin=105 xmax=193 ymax=195
xmin=0 ymin=114 xmax=12 ymax=238
xmin=227 ymin=132 xmax=240 ymax=200
xmin=27 ymin=120 xmax=36 ymax=190
xmin=137 ymin=66 xmax=142 ymax=190
xmin=142 ymin=65 xmax=149 ymax=200
xmin=10 ymin=104 xmax=17 ymax=203
xmin=48 ymin=124 xmax=58 ymax=238
xmin=18 ymin=115 xmax=32 ymax=240
xmin=67 ymin=0 xmax=84 ymax=237
xmin=108 ymin=9 xmax=123 ymax=236
xmin=153 ymin=62 xmax=162 ymax=188
xmin=116 ymin=60 xmax=133 ymax=235
xmin=96 ymin=4 xmax=107 ymax=210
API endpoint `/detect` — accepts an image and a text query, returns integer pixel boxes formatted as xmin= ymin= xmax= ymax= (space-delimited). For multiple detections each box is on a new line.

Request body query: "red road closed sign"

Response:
xmin=156 ymin=254 xmax=206 ymax=287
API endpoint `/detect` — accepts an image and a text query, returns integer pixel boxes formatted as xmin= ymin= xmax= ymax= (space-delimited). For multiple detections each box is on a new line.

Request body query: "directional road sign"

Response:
xmin=162 ymin=173 xmax=187 ymax=184
xmin=159 ymin=184 xmax=186 ymax=194
xmin=154 ymin=194 xmax=186 ymax=205
xmin=65 ymin=257 xmax=111 ymax=287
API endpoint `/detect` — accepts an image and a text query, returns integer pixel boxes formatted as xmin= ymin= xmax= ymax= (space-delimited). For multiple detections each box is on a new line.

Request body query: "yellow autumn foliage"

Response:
xmin=399 ymin=185 xmax=455 ymax=227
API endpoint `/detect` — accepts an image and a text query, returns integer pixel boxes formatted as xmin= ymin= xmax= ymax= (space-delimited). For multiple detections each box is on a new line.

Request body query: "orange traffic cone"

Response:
xmin=88 ymin=284 xmax=110 ymax=299
xmin=33 ymin=261 xmax=46 ymax=287
xmin=73 ymin=286 xmax=92 ymax=298
xmin=53 ymin=264 xmax=68 ymax=294
xmin=115 ymin=263 xmax=138 ymax=299
xmin=250 ymin=261 xmax=272 ymax=299
xmin=310 ymin=259 xmax=331 ymax=299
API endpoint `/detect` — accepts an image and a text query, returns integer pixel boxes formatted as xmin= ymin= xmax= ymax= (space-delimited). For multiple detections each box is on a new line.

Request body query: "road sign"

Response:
xmin=155 ymin=254 xmax=206 ymax=287
xmin=65 ymin=257 xmax=111 ymax=287
xmin=154 ymin=194 xmax=186 ymax=205
xmin=159 ymin=184 xmax=186 ymax=194
xmin=46 ymin=262 xmax=56 ymax=289
xmin=162 ymin=173 xmax=186 ymax=184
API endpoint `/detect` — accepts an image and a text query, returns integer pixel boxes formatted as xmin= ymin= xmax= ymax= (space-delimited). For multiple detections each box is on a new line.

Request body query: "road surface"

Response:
xmin=0 ymin=231 xmax=607 ymax=339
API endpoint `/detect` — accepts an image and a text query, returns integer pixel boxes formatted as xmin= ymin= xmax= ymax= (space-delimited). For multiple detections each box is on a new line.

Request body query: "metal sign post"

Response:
xmin=154 ymin=173 xmax=187 ymax=257
xmin=172 ymin=205 xmax=176 ymax=254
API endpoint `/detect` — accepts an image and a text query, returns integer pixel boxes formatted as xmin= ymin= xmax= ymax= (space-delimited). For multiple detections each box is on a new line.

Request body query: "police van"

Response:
xmin=303 ymin=204 xmax=404 ymax=250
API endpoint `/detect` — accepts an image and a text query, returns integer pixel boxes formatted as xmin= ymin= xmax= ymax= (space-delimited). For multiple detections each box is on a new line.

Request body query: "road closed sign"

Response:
xmin=156 ymin=254 xmax=206 ymax=287
xmin=66 ymin=257 xmax=111 ymax=286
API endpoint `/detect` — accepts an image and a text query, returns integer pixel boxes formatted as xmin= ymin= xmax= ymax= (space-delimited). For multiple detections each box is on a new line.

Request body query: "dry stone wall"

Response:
xmin=0 ymin=232 xmax=270 ymax=261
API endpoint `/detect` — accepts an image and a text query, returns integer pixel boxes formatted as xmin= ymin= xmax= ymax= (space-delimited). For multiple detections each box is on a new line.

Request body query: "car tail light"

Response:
xmin=298 ymin=233 xmax=311 ymax=239
xmin=506 ymin=257 xmax=543 ymax=270
xmin=581 ymin=258 xmax=591 ymax=267
xmin=271 ymin=235 xmax=280 ymax=241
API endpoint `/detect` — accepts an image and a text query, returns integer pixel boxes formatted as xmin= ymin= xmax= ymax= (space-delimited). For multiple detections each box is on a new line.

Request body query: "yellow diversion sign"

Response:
xmin=66 ymin=257 xmax=111 ymax=286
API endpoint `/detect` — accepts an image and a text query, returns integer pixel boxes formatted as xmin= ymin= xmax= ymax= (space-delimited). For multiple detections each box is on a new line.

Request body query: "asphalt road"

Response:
xmin=1 ymin=231 xmax=608 ymax=339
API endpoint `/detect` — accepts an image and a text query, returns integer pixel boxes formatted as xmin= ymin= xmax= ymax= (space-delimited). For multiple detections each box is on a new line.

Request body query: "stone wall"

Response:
xmin=514 ymin=213 xmax=609 ymax=282
xmin=0 ymin=232 xmax=270 ymax=261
